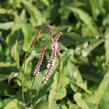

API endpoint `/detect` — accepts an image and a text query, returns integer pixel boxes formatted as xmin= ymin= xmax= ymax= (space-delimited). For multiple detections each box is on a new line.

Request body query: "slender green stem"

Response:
xmin=27 ymin=76 xmax=36 ymax=108
xmin=32 ymin=83 xmax=43 ymax=108
xmin=30 ymin=76 xmax=36 ymax=97
xmin=27 ymin=76 xmax=42 ymax=107
xmin=56 ymin=52 xmax=63 ymax=90
xmin=21 ymin=52 xmax=28 ymax=103
xmin=21 ymin=72 xmax=24 ymax=102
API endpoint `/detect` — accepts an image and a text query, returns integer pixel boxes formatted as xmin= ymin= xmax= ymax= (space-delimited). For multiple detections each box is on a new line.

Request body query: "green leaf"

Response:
xmin=4 ymin=99 xmax=23 ymax=109
xmin=0 ymin=101 xmax=3 ymax=109
xmin=36 ymin=100 xmax=49 ymax=109
xmin=68 ymin=60 xmax=83 ymax=83
xmin=21 ymin=21 xmax=33 ymax=51
xmin=0 ymin=74 xmax=9 ymax=82
xmin=68 ymin=7 xmax=99 ymax=36
xmin=22 ymin=50 xmax=36 ymax=73
xmin=59 ymin=1 xmax=85 ymax=23
xmin=74 ymin=92 xmax=90 ymax=109
xmin=55 ymin=86 xmax=66 ymax=100
xmin=20 ymin=50 xmax=36 ymax=85
xmin=21 ymin=0 xmax=45 ymax=26
xmin=0 ymin=62 xmax=16 ymax=67
xmin=8 ymin=72 xmax=18 ymax=84
xmin=95 ymin=71 xmax=109 ymax=104
xmin=36 ymin=99 xmax=60 ymax=109
xmin=0 ymin=22 xmax=13 ymax=30
xmin=6 ymin=21 xmax=22 ymax=56
xmin=104 ymin=29 xmax=109 ymax=64
xmin=67 ymin=100 xmax=79 ymax=109
xmin=0 ymin=44 xmax=4 ymax=61
xmin=99 ymin=85 xmax=109 ymax=109
xmin=11 ymin=41 xmax=20 ymax=69
xmin=89 ymin=0 xmax=100 ymax=20
xmin=41 ymin=0 xmax=50 ymax=6
xmin=103 ymin=14 xmax=109 ymax=27
xmin=82 ymin=94 xmax=98 ymax=109
xmin=49 ymin=72 xmax=66 ymax=109
xmin=49 ymin=89 xmax=56 ymax=109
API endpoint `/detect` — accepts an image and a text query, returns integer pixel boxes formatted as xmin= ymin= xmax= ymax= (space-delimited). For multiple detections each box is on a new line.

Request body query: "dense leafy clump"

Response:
xmin=0 ymin=0 xmax=109 ymax=109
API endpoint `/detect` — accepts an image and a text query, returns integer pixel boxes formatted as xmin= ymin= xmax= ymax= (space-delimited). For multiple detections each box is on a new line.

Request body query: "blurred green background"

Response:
xmin=0 ymin=0 xmax=109 ymax=109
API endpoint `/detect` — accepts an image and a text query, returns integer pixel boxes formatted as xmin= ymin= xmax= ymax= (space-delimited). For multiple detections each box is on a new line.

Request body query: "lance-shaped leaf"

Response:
xmin=68 ymin=7 xmax=99 ymax=36
xmin=21 ymin=21 xmax=33 ymax=51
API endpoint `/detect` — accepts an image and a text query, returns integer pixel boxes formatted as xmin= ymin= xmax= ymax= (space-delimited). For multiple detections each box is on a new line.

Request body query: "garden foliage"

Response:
xmin=0 ymin=0 xmax=109 ymax=109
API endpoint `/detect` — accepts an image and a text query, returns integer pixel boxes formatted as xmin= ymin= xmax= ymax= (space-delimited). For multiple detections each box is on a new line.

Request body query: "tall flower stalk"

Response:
xmin=30 ymin=25 xmax=54 ymax=97
xmin=29 ymin=25 xmax=62 ymax=107
xmin=31 ymin=25 xmax=62 ymax=84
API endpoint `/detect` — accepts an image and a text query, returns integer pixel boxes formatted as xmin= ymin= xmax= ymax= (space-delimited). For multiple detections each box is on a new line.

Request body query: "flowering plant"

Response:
xmin=32 ymin=25 xmax=62 ymax=83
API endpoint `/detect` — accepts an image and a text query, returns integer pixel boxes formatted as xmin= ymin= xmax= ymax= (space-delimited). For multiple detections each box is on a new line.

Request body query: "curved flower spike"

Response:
xmin=32 ymin=43 xmax=48 ymax=75
xmin=41 ymin=32 xmax=62 ymax=83
xmin=53 ymin=32 xmax=62 ymax=42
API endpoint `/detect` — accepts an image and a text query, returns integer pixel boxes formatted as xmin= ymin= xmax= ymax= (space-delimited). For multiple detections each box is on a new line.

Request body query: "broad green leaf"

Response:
xmin=4 ymin=99 xmax=23 ymax=109
xmin=21 ymin=21 xmax=33 ymax=51
xmin=48 ymin=73 xmax=59 ymax=109
xmin=0 ymin=101 xmax=3 ymax=109
xmin=36 ymin=99 xmax=60 ymax=109
xmin=95 ymin=71 xmax=109 ymax=104
xmin=0 ymin=8 xmax=6 ymax=14
xmin=83 ymin=94 xmax=98 ymax=109
xmin=41 ymin=0 xmax=50 ymax=6
xmin=21 ymin=0 xmax=45 ymax=26
xmin=36 ymin=100 xmax=49 ymax=109
xmin=99 ymin=85 xmax=109 ymax=109
xmin=59 ymin=1 xmax=85 ymax=23
xmin=98 ymin=0 xmax=106 ymax=14
xmin=6 ymin=21 xmax=22 ymax=56
xmin=0 ymin=22 xmax=13 ymax=30
xmin=68 ymin=7 xmax=99 ymax=36
xmin=61 ymin=105 xmax=68 ymax=109
xmin=89 ymin=0 xmax=100 ymax=20
xmin=49 ymin=72 xmax=66 ymax=109
xmin=68 ymin=60 xmax=91 ymax=94
xmin=103 ymin=14 xmax=109 ymax=27
xmin=67 ymin=100 xmax=79 ymax=109
xmin=68 ymin=61 xmax=83 ymax=83
xmin=55 ymin=86 xmax=66 ymax=100
xmin=59 ymin=65 xmax=71 ymax=86
xmin=74 ymin=92 xmax=90 ymax=109
xmin=49 ymin=89 xmax=56 ymax=109
xmin=60 ymin=32 xmax=83 ymax=47
xmin=14 ymin=0 xmax=21 ymax=8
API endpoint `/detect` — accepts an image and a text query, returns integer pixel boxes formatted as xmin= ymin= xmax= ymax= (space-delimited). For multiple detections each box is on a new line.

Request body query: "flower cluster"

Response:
xmin=42 ymin=32 xmax=62 ymax=83
xmin=32 ymin=43 xmax=47 ymax=75
xmin=31 ymin=25 xmax=62 ymax=83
